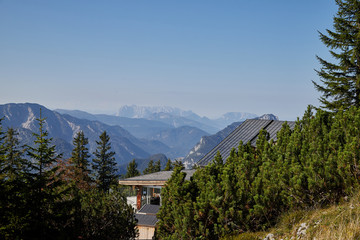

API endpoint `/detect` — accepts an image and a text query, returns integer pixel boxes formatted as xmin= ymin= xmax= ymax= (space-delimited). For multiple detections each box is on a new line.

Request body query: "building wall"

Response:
xmin=137 ymin=226 xmax=155 ymax=240
xmin=126 ymin=196 xmax=137 ymax=210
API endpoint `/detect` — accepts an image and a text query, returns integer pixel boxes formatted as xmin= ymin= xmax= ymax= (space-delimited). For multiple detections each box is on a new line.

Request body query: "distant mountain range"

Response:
xmin=55 ymin=109 xmax=174 ymax=139
xmin=116 ymin=105 xmax=264 ymax=131
xmin=0 ymin=103 xmax=278 ymax=171
xmin=0 ymin=103 xmax=168 ymax=166
xmin=55 ymin=109 xmax=211 ymax=159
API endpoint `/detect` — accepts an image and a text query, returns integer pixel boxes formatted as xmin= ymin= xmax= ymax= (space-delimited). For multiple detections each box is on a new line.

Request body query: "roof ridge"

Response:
xmin=196 ymin=120 xmax=250 ymax=165
xmin=248 ymin=120 xmax=273 ymax=144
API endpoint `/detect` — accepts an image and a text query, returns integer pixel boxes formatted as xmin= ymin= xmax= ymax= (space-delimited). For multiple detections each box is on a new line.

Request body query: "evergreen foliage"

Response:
xmin=71 ymin=130 xmax=90 ymax=172
xmin=125 ymin=159 xmax=140 ymax=178
xmin=157 ymin=165 xmax=197 ymax=239
xmin=92 ymin=131 xmax=118 ymax=193
xmin=143 ymin=159 xmax=161 ymax=175
xmin=173 ymin=159 xmax=184 ymax=169
xmin=313 ymin=0 xmax=360 ymax=111
xmin=80 ymin=187 xmax=138 ymax=240
xmin=154 ymin=159 xmax=161 ymax=172
xmin=0 ymin=113 xmax=137 ymax=239
xmin=164 ymin=158 xmax=173 ymax=171
xmin=0 ymin=127 xmax=29 ymax=238
xmin=25 ymin=110 xmax=65 ymax=238
xmin=157 ymin=106 xmax=360 ymax=239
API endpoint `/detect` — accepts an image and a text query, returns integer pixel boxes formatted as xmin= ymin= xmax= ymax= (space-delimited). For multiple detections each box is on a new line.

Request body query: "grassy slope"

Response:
xmin=224 ymin=191 xmax=360 ymax=240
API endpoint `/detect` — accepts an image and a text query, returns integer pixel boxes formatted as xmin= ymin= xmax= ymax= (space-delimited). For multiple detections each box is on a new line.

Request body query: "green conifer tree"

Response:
xmin=68 ymin=131 xmax=92 ymax=237
xmin=80 ymin=187 xmax=138 ymax=239
xmin=313 ymin=0 xmax=360 ymax=111
xmin=0 ymin=128 xmax=30 ymax=238
xmin=173 ymin=159 xmax=184 ymax=169
xmin=2 ymin=128 xmax=26 ymax=181
xmin=125 ymin=159 xmax=140 ymax=178
xmin=0 ymin=118 xmax=5 ymax=235
xmin=156 ymin=165 xmax=197 ymax=239
xmin=164 ymin=158 xmax=173 ymax=171
xmin=143 ymin=160 xmax=154 ymax=175
xmin=193 ymin=152 xmax=225 ymax=238
xmin=26 ymin=110 xmax=64 ymax=238
xmin=154 ymin=159 xmax=161 ymax=172
xmin=71 ymin=131 xmax=90 ymax=172
xmin=92 ymin=131 xmax=118 ymax=192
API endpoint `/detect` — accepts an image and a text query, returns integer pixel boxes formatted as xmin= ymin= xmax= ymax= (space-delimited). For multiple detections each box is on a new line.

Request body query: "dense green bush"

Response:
xmin=156 ymin=107 xmax=360 ymax=239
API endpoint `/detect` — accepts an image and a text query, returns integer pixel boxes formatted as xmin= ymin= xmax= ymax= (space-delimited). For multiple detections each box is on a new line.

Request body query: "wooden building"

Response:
xmin=119 ymin=170 xmax=195 ymax=240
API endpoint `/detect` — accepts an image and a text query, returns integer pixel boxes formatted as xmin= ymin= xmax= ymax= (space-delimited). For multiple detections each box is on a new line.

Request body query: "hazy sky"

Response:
xmin=0 ymin=1 xmax=338 ymax=120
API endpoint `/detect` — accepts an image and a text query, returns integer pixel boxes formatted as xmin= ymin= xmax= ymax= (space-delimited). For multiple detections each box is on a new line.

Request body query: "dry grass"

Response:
xmin=224 ymin=191 xmax=360 ymax=240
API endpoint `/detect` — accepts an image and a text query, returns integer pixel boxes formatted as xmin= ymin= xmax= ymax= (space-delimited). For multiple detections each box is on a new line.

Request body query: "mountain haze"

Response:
xmin=55 ymin=109 xmax=210 ymax=158
xmin=116 ymin=105 xmax=264 ymax=132
xmin=55 ymin=109 xmax=173 ymax=138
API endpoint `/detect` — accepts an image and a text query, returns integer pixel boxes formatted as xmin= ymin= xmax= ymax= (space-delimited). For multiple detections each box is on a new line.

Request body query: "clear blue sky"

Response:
xmin=0 ymin=0 xmax=337 ymax=120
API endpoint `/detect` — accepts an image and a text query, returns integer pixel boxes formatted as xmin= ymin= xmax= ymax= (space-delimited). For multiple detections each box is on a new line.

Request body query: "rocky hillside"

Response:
xmin=147 ymin=126 xmax=209 ymax=159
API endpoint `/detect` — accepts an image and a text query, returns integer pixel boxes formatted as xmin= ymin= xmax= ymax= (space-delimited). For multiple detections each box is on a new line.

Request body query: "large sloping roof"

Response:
xmin=136 ymin=204 xmax=161 ymax=227
xmin=197 ymin=119 xmax=295 ymax=166
xmin=119 ymin=169 xmax=196 ymax=186
xmin=135 ymin=214 xmax=158 ymax=227
xmin=138 ymin=204 xmax=160 ymax=215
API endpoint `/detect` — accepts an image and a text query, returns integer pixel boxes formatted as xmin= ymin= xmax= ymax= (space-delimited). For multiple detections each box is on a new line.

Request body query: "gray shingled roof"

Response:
xmin=135 ymin=213 xmax=158 ymax=227
xmin=120 ymin=169 xmax=196 ymax=182
xmin=138 ymin=204 xmax=160 ymax=215
xmin=197 ymin=119 xmax=295 ymax=166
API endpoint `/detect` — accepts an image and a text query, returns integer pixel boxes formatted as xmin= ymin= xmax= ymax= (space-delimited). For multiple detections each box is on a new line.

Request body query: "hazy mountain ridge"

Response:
xmin=146 ymin=112 xmax=218 ymax=134
xmin=117 ymin=105 xmax=196 ymax=119
xmin=116 ymin=105 xmax=265 ymax=131
xmin=55 ymin=109 xmax=173 ymax=138
xmin=55 ymin=109 xmax=211 ymax=158
xmin=214 ymin=112 xmax=258 ymax=128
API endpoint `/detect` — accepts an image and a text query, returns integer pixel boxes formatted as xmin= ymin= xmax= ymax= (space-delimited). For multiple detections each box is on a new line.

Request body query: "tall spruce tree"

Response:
xmin=143 ymin=159 xmax=162 ymax=175
xmin=71 ymin=131 xmax=90 ymax=171
xmin=125 ymin=159 xmax=140 ymax=178
xmin=1 ymin=128 xmax=29 ymax=238
xmin=164 ymin=159 xmax=173 ymax=171
xmin=313 ymin=0 xmax=360 ymax=111
xmin=26 ymin=110 xmax=64 ymax=238
xmin=70 ymin=130 xmax=91 ymax=189
xmin=2 ymin=128 xmax=26 ymax=181
xmin=154 ymin=159 xmax=161 ymax=172
xmin=143 ymin=160 xmax=155 ymax=175
xmin=92 ymin=131 xmax=118 ymax=192
xmin=0 ymin=118 xmax=6 ymax=182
